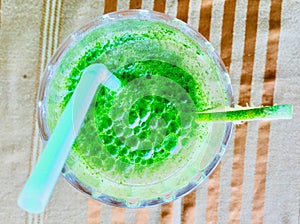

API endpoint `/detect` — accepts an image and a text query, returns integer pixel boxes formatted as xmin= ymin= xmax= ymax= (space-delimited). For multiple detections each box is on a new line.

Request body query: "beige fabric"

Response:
xmin=0 ymin=0 xmax=299 ymax=223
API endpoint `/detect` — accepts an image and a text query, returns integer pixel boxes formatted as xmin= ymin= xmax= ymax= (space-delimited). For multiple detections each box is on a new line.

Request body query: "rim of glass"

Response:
xmin=37 ymin=9 xmax=234 ymax=208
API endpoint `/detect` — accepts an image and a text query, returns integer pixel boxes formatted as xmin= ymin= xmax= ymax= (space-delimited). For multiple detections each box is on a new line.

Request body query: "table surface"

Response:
xmin=1 ymin=0 xmax=299 ymax=223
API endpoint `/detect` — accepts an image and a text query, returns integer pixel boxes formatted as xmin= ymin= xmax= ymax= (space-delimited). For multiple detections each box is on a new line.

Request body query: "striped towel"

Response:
xmin=1 ymin=0 xmax=299 ymax=223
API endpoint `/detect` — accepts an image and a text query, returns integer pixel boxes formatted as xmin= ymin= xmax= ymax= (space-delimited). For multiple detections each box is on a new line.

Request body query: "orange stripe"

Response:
xmin=104 ymin=0 xmax=117 ymax=14
xmin=87 ymin=199 xmax=101 ymax=224
xmin=228 ymin=124 xmax=248 ymax=224
xmin=182 ymin=190 xmax=196 ymax=224
xmin=153 ymin=0 xmax=166 ymax=12
xmin=198 ymin=0 xmax=213 ymax=40
xmin=251 ymin=121 xmax=270 ymax=223
xmin=238 ymin=0 xmax=260 ymax=107
xmin=129 ymin=0 xmax=142 ymax=9
xmin=176 ymin=0 xmax=190 ymax=23
xmin=111 ymin=207 xmax=125 ymax=224
xmin=160 ymin=202 xmax=174 ymax=224
xmin=252 ymin=1 xmax=282 ymax=223
xmin=205 ymin=0 xmax=237 ymax=223
xmin=206 ymin=164 xmax=222 ymax=223
xmin=220 ymin=0 xmax=237 ymax=71
xmin=136 ymin=208 xmax=150 ymax=224
xmin=229 ymin=0 xmax=260 ymax=223
xmin=261 ymin=0 xmax=282 ymax=107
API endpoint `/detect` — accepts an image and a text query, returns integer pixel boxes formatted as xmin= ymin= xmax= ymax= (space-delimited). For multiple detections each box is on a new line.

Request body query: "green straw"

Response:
xmin=197 ymin=104 xmax=293 ymax=123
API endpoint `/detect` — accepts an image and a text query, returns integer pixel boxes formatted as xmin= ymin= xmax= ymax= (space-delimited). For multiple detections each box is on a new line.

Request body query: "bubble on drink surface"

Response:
xmin=60 ymin=51 xmax=212 ymax=178
xmin=86 ymin=60 xmax=208 ymax=171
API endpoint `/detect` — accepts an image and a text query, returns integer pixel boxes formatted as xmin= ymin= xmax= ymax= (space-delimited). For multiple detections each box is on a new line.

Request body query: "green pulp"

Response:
xmin=63 ymin=59 xmax=210 ymax=177
xmin=48 ymin=20 xmax=227 ymax=185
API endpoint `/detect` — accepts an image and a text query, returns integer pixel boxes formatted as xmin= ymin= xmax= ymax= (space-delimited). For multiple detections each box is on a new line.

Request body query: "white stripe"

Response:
xmin=187 ymin=0 xmax=201 ymax=29
xmin=33 ymin=214 xmax=38 ymax=224
xmin=240 ymin=0 xmax=271 ymax=222
xmin=99 ymin=0 xmax=105 ymax=15
xmin=207 ymin=1 xmax=239 ymax=222
xmin=40 ymin=210 xmax=45 ymax=224
xmin=250 ymin=0 xmax=271 ymax=107
xmin=27 ymin=214 xmax=33 ymax=224
xmin=165 ymin=0 xmax=178 ymax=18
xmin=148 ymin=205 xmax=161 ymax=224
xmin=195 ymin=180 xmax=208 ymax=223
xmin=218 ymin=0 xmax=248 ymax=221
xmin=117 ymin=0 xmax=130 ymax=11
xmin=265 ymin=0 xmax=299 ymax=222
xmin=229 ymin=0 xmax=248 ymax=102
xmin=209 ymin=0 xmax=225 ymax=54
xmin=100 ymin=204 xmax=112 ymax=224
xmin=141 ymin=0 xmax=154 ymax=10
xmin=217 ymin=133 xmax=235 ymax=223
xmin=125 ymin=208 xmax=136 ymax=223
xmin=172 ymin=198 xmax=181 ymax=224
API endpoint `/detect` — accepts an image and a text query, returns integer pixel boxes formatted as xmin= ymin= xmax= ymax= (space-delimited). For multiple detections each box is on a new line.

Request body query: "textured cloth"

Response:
xmin=1 ymin=0 xmax=299 ymax=223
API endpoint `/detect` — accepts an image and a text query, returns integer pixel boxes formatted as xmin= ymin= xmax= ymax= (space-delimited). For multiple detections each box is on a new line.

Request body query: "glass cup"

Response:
xmin=37 ymin=10 xmax=234 ymax=207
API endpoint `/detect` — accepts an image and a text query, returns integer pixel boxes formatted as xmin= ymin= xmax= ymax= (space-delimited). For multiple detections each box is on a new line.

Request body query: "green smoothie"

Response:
xmin=65 ymin=59 xmax=210 ymax=182
xmin=45 ymin=14 xmax=230 ymax=204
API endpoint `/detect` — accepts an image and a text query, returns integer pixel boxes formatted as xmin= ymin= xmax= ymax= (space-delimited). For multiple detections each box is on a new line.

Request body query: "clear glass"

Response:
xmin=37 ymin=10 xmax=234 ymax=208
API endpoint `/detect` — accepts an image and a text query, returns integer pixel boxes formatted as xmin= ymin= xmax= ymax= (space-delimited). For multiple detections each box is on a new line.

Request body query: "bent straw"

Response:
xmin=18 ymin=64 xmax=120 ymax=214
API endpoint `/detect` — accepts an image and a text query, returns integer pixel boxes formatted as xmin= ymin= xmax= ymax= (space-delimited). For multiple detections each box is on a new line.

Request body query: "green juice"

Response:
xmin=45 ymin=15 xmax=231 ymax=204
xmin=67 ymin=59 xmax=209 ymax=182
